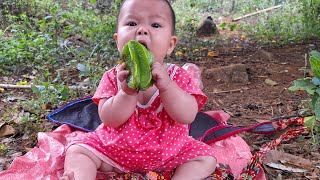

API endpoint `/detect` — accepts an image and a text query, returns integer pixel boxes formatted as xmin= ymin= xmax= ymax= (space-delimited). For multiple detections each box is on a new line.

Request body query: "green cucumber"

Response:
xmin=121 ymin=40 xmax=154 ymax=90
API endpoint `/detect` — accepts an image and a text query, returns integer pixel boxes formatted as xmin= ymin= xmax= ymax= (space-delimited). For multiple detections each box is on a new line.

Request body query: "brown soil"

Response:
xmin=1 ymin=38 xmax=320 ymax=179
xmin=197 ymin=40 xmax=320 ymax=179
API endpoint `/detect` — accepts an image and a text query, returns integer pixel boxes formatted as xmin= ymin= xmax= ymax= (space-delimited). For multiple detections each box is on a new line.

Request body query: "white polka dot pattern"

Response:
xmin=74 ymin=64 xmax=214 ymax=172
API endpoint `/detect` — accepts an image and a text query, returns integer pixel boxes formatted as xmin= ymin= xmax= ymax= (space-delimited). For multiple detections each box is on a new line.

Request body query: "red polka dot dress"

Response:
xmin=72 ymin=64 xmax=216 ymax=173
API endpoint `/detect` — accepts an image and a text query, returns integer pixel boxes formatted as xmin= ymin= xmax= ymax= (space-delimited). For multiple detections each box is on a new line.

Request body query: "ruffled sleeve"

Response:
xmin=171 ymin=66 xmax=207 ymax=111
xmin=92 ymin=67 xmax=118 ymax=105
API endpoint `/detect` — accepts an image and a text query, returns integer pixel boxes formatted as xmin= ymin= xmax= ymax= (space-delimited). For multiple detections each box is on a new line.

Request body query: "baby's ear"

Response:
xmin=113 ymin=33 xmax=118 ymax=42
xmin=114 ymin=33 xmax=120 ymax=51
xmin=167 ymin=35 xmax=178 ymax=55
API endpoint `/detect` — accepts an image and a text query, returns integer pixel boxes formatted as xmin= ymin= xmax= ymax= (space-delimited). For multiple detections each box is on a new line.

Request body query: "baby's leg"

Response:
xmin=60 ymin=145 xmax=113 ymax=180
xmin=171 ymin=155 xmax=216 ymax=180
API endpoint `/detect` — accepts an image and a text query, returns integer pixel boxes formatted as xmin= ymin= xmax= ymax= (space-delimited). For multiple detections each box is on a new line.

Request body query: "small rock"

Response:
xmin=259 ymin=50 xmax=274 ymax=61
xmin=204 ymin=64 xmax=249 ymax=84
xmin=265 ymin=79 xmax=278 ymax=86
xmin=232 ymin=71 xmax=248 ymax=82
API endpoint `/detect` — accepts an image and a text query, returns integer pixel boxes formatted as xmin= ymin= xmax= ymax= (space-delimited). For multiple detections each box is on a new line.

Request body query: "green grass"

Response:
xmin=173 ymin=0 xmax=320 ymax=46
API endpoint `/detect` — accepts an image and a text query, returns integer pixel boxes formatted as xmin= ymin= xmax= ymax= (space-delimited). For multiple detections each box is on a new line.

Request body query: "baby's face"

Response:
xmin=114 ymin=0 xmax=177 ymax=64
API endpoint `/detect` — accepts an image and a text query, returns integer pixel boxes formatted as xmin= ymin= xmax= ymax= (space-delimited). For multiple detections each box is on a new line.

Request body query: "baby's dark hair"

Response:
xmin=116 ymin=0 xmax=176 ymax=35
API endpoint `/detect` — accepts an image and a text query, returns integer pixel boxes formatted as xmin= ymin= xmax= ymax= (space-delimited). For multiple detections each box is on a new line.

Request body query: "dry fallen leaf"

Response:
xmin=24 ymin=147 xmax=34 ymax=152
xmin=3 ymin=77 xmax=9 ymax=82
xmin=175 ymin=51 xmax=183 ymax=57
xmin=6 ymin=96 xmax=26 ymax=102
xmin=10 ymin=152 xmax=22 ymax=159
xmin=235 ymin=45 xmax=242 ymax=49
xmin=266 ymin=162 xmax=308 ymax=173
xmin=16 ymin=80 xmax=28 ymax=85
xmin=264 ymin=150 xmax=314 ymax=173
xmin=12 ymin=109 xmax=25 ymax=124
xmin=41 ymin=103 xmax=48 ymax=110
xmin=0 ymin=124 xmax=15 ymax=137
xmin=192 ymin=49 xmax=200 ymax=53
xmin=305 ymin=172 xmax=319 ymax=180
xmin=207 ymin=51 xmax=219 ymax=57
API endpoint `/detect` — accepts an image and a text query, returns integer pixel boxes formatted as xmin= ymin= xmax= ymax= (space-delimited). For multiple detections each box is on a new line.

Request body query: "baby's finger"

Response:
xmin=151 ymin=62 xmax=161 ymax=75
xmin=117 ymin=62 xmax=126 ymax=71
xmin=59 ymin=171 xmax=75 ymax=180
xmin=121 ymin=82 xmax=138 ymax=95
xmin=118 ymin=70 xmax=129 ymax=82
xmin=151 ymin=62 xmax=161 ymax=69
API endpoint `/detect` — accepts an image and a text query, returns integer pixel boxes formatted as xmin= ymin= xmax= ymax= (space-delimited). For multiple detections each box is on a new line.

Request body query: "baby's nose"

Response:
xmin=137 ymin=27 xmax=148 ymax=35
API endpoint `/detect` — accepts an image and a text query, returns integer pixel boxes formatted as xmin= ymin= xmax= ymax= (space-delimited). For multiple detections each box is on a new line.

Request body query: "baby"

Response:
xmin=60 ymin=0 xmax=217 ymax=179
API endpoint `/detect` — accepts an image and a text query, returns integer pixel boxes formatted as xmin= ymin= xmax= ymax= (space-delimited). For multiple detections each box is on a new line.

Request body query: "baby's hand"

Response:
xmin=117 ymin=62 xmax=138 ymax=95
xmin=151 ymin=62 xmax=171 ymax=91
xmin=59 ymin=171 xmax=75 ymax=180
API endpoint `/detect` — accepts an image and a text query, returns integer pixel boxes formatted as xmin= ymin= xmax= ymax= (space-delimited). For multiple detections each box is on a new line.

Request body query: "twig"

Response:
xmin=209 ymin=87 xmax=249 ymax=94
xmin=233 ymin=5 xmax=282 ymax=21
xmin=0 ymin=84 xmax=89 ymax=91
xmin=241 ymin=115 xmax=272 ymax=120
xmin=252 ymin=140 xmax=270 ymax=145
xmin=304 ymin=53 xmax=308 ymax=78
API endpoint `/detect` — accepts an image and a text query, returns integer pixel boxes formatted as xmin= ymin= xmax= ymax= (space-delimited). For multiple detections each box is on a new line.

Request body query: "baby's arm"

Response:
xmin=98 ymin=63 xmax=138 ymax=128
xmin=152 ymin=62 xmax=198 ymax=124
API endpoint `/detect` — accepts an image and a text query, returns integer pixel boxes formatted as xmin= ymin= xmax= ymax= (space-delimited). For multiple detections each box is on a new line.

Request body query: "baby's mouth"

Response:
xmin=138 ymin=41 xmax=148 ymax=50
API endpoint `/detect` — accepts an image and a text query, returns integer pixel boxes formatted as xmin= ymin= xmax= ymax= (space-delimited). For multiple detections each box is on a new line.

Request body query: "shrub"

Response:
xmin=289 ymin=50 xmax=320 ymax=146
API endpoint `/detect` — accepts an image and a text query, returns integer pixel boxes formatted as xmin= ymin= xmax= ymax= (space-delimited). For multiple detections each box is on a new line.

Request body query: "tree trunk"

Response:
xmin=230 ymin=0 xmax=236 ymax=13
xmin=220 ymin=0 xmax=224 ymax=14
xmin=61 ymin=0 xmax=68 ymax=10
xmin=82 ymin=0 xmax=89 ymax=10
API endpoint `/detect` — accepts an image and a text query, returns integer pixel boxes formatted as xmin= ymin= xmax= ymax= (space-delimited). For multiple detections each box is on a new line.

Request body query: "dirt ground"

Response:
xmin=1 ymin=36 xmax=320 ymax=179
xmin=196 ymin=39 xmax=320 ymax=179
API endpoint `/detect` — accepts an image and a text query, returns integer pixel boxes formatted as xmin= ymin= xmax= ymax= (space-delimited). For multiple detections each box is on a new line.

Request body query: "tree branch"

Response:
xmin=233 ymin=5 xmax=282 ymax=21
xmin=0 ymin=84 xmax=89 ymax=90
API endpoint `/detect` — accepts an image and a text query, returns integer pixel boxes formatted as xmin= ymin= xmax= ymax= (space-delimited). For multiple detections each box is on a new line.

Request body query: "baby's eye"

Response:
xmin=127 ymin=22 xmax=137 ymax=26
xmin=151 ymin=23 xmax=161 ymax=28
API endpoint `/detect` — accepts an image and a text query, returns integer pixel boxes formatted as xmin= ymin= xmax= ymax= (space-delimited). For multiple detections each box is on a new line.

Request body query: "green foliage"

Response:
xmin=0 ymin=103 xmax=45 ymax=149
xmin=173 ymin=0 xmax=219 ymax=15
xmin=300 ymin=0 xmax=320 ymax=39
xmin=220 ymin=22 xmax=237 ymax=31
xmin=228 ymin=23 xmax=237 ymax=31
xmin=172 ymin=0 xmax=320 ymax=57
xmin=0 ymin=0 xmax=121 ymax=94
xmin=240 ymin=0 xmax=320 ymax=45
xmin=289 ymin=51 xmax=320 ymax=145
xmin=0 ymin=143 xmax=8 ymax=156
xmin=310 ymin=51 xmax=320 ymax=78
xmin=27 ymin=83 xmax=70 ymax=113
xmin=289 ymin=79 xmax=317 ymax=95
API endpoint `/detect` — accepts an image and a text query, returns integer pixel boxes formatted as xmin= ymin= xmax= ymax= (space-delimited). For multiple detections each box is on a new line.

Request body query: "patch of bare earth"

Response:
xmin=195 ymin=40 xmax=320 ymax=179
